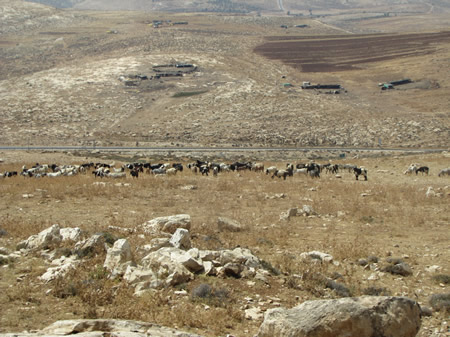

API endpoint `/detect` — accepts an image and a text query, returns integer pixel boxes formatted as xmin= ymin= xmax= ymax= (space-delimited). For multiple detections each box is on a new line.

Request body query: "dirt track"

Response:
xmin=254 ymin=31 xmax=450 ymax=72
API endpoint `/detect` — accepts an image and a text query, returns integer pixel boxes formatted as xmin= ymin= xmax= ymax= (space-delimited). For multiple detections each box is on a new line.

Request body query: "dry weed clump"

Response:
xmin=429 ymin=293 xmax=450 ymax=313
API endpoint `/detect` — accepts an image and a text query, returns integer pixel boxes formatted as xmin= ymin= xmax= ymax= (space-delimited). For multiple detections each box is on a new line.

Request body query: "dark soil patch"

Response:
xmin=254 ymin=31 xmax=450 ymax=72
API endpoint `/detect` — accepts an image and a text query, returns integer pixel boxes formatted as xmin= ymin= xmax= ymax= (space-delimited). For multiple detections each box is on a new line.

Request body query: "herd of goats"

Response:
xmin=1 ymin=160 xmax=449 ymax=181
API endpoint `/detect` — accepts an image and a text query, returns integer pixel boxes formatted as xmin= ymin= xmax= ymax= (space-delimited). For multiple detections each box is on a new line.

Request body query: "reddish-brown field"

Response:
xmin=254 ymin=31 xmax=450 ymax=72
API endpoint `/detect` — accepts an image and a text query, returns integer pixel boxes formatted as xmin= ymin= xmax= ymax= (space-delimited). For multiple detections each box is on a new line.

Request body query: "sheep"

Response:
xmin=438 ymin=168 xmax=450 ymax=177
xmin=265 ymin=166 xmax=277 ymax=175
xmin=404 ymin=163 xmax=419 ymax=175
xmin=251 ymin=162 xmax=264 ymax=172
xmin=166 ymin=168 xmax=178 ymax=176
xmin=294 ymin=168 xmax=308 ymax=176
xmin=106 ymin=172 xmax=126 ymax=179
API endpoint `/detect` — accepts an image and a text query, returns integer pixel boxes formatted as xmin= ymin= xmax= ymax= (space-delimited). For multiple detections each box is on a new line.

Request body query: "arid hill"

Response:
xmin=1 ymin=0 xmax=449 ymax=149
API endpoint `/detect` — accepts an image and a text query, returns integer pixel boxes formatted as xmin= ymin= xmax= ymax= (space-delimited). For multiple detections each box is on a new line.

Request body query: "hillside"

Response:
xmin=1 ymin=1 xmax=449 ymax=150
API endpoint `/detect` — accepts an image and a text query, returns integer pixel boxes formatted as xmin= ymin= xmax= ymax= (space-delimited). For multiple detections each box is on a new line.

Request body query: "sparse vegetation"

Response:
xmin=0 ymin=152 xmax=449 ymax=336
xmin=429 ymin=293 xmax=450 ymax=312
xmin=172 ymin=91 xmax=208 ymax=98
xmin=1 ymin=0 xmax=450 ymax=334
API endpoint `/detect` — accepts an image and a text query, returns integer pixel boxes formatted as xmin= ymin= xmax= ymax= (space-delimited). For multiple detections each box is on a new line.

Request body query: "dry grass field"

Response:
xmin=1 ymin=1 xmax=450 ymax=335
xmin=0 ymin=150 xmax=449 ymax=336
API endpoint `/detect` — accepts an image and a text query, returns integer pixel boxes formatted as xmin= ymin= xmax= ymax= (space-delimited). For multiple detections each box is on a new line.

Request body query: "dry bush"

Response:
xmin=429 ymin=293 xmax=450 ymax=313
xmin=432 ymin=274 xmax=450 ymax=285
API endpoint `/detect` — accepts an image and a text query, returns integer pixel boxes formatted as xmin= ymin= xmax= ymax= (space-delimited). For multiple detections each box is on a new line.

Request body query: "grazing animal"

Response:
xmin=130 ymin=169 xmax=139 ymax=178
xmin=251 ymin=162 xmax=264 ymax=172
xmin=416 ymin=166 xmax=429 ymax=175
xmin=200 ymin=165 xmax=210 ymax=176
xmin=272 ymin=169 xmax=289 ymax=180
xmin=308 ymin=169 xmax=320 ymax=179
xmin=326 ymin=164 xmax=339 ymax=174
xmin=107 ymin=172 xmax=126 ymax=179
xmin=342 ymin=164 xmax=357 ymax=173
xmin=172 ymin=163 xmax=183 ymax=172
xmin=404 ymin=164 xmax=419 ymax=175
xmin=272 ymin=166 xmax=293 ymax=180
xmin=306 ymin=163 xmax=321 ymax=179
xmin=265 ymin=166 xmax=278 ymax=175
xmin=438 ymin=168 xmax=450 ymax=177
xmin=230 ymin=162 xmax=251 ymax=171
xmin=213 ymin=166 xmax=219 ymax=176
xmin=152 ymin=168 xmax=166 ymax=175
xmin=166 ymin=168 xmax=178 ymax=176
xmin=294 ymin=168 xmax=308 ymax=176
xmin=354 ymin=167 xmax=368 ymax=181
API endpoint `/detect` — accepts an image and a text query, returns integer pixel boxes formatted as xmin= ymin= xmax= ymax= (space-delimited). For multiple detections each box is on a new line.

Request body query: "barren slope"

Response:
xmin=1 ymin=2 xmax=449 ymax=150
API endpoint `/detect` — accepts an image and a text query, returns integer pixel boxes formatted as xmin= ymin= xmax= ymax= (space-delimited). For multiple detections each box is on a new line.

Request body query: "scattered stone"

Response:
xmin=382 ymin=262 xmax=413 ymax=276
xmin=103 ymin=238 xmax=134 ymax=276
xmin=181 ymin=185 xmax=197 ymax=190
xmin=40 ymin=256 xmax=79 ymax=283
xmin=300 ymin=251 xmax=333 ymax=263
xmin=60 ymin=227 xmax=82 ymax=242
xmin=142 ymin=214 xmax=191 ymax=234
xmin=217 ymin=217 xmax=243 ymax=232
xmin=245 ymin=307 xmax=264 ymax=320
xmin=425 ymin=265 xmax=441 ymax=273
xmin=300 ymin=205 xmax=316 ymax=216
xmin=169 ymin=228 xmax=191 ymax=250
xmin=420 ymin=306 xmax=433 ymax=317
xmin=257 ymin=296 xmax=421 ymax=337
xmin=16 ymin=224 xmax=62 ymax=251
xmin=425 ymin=186 xmax=435 ymax=198
xmin=279 ymin=208 xmax=298 ymax=221
xmin=0 ymin=247 xmax=10 ymax=255
xmin=74 ymin=234 xmax=108 ymax=258
xmin=18 ymin=319 xmax=205 ymax=337
xmin=357 ymin=258 xmax=368 ymax=266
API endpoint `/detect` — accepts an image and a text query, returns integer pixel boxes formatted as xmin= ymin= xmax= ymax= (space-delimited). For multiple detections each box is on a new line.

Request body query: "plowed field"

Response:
xmin=254 ymin=31 xmax=450 ymax=72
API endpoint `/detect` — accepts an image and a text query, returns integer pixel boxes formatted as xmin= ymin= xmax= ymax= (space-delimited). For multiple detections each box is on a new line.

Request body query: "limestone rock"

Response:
xmin=301 ymin=205 xmax=316 ymax=216
xmin=5 ymin=319 xmax=206 ymax=336
xmin=245 ymin=307 xmax=264 ymax=320
xmin=60 ymin=227 xmax=82 ymax=242
xmin=217 ymin=217 xmax=243 ymax=232
xmin=257 ymin=296 xmax=421 ymax=337
xmin=219 ymin=247 xmax=261 ymax=268
xmin=141 ymin=247 xmax=195 ymax=286
xmin=74 ymin=234 xmax=107 ymax=258
xmin=104 ymin=238 xmax=134 ymax=276
xmin=300 ymin=251 xmax=333 ymax=263
xmin=142 ymin=214 xmax=191 ymax=234
xmin=280 ymin=208 xmax=298 ymax=221
xmin=40 ymin=256 xmax=79 ymax=282
xmin=169 ymin=228 xmax=191 ymax=250
xmin=16 ymin=224 xmax=62 ymax=251
xmin=123 ymin=265 xmax=162 ymax=291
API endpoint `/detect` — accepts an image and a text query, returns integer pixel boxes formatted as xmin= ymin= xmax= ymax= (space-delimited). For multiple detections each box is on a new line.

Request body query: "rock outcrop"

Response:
xmin=257 ymin=296 xmax=421 ymax=337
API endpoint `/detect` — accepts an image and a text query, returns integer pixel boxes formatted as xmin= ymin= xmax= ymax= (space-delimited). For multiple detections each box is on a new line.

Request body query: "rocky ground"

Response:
xmin=0 ymin=2 xmax=449 ymax=336
xmin=0 ymin=150 xmax=449 ymax=336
